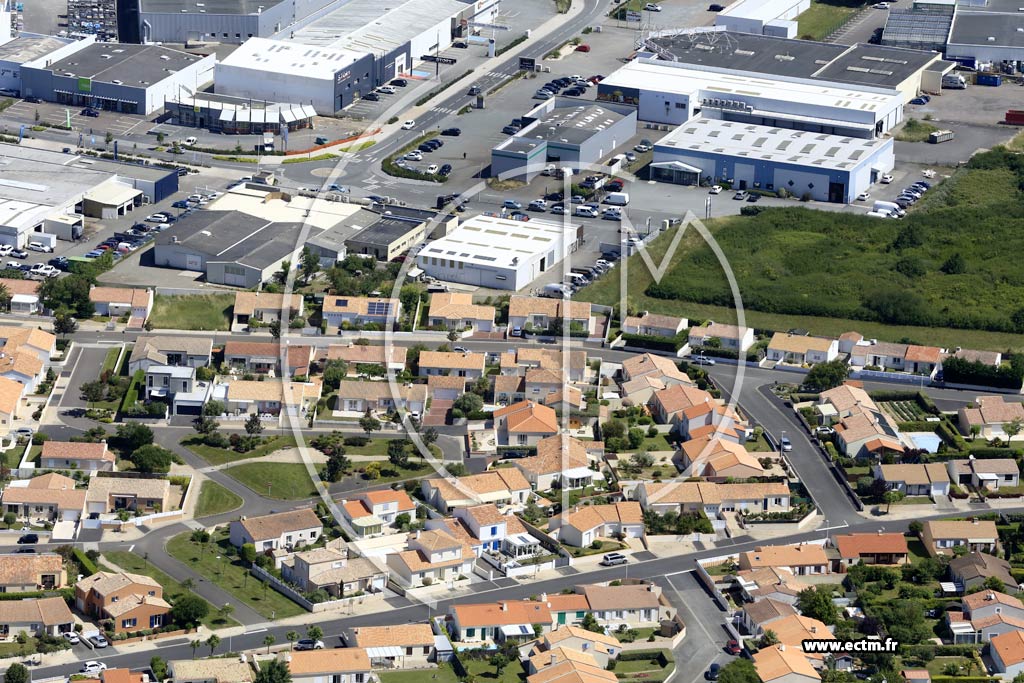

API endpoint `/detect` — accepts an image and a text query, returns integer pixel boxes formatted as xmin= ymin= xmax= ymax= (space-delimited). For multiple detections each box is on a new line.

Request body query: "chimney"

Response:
xmin=540 ymin=592 xmax=547 ymax=602
xmin=779 ymin=644 xmax=786 ymax=652
xmin=987 ymin=593 xmax=995 ymax=601
xmin=810 ymin=626 xmax=817 ymax=634
xmin=501 ymin=602 xmax=508 ymax=612
xmin=416 ymin=530 xmax=422 ymax=539
xmin=551 ymin=654 xmax=557 ymax=665
xmin=973 ymin=519 xmax=979 ymax=525
xmin=877 ymin=529 xmax=883 ymax=535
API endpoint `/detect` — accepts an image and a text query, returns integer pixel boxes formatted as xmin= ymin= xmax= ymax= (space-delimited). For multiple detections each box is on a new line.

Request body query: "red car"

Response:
xmin=607 ymin=179 xmax=624 ymax=192
xmin=726 ymin=639 xmax=742 ymax=655
xmin=575 ymin=44 xmax=591 ymax=52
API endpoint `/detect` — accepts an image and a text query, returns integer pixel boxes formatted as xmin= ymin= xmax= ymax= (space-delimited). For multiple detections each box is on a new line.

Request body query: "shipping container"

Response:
xmin=977 ymin=73 xmax=1002 ymax=86
xmin=928 ymin=129 xmax=955 ymax=144
xmin=1006 ymin=110 xmax=1024 ymax=126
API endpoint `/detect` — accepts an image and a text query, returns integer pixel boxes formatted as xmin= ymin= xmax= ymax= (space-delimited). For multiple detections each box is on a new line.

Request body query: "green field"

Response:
xmin=223 ymin=462 xmax=320 ymax=500
xmin=380 ymin=667 xmax=459 ymax=683
xmin=581 ymin=158 xmax=1024 ymax=352
xmin=194 ymin=481 xmax=243 ymax=518
xmin=182 ymin=434 xmax=297 ymax=466
xmin=149 ymin=294 xmax=234 ymax=331
xmin=895 ymin=118 xmax=940 ymax=143
xmin=165 ymin=530 xmax=304 ymax=619
xmin=796 ymin=0 xmax=864 ymax=40
xmin=102 ymin=551 xmax=238 ymax=630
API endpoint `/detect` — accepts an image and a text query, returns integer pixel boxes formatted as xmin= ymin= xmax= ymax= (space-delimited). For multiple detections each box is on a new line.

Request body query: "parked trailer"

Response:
xmin=976 ymin=73 xmax=1002 ymax=86
xmin=1006 ymin=110 xmax=1024 ymax=126
xmin=928 ymin=129 xmax=955 ymax=144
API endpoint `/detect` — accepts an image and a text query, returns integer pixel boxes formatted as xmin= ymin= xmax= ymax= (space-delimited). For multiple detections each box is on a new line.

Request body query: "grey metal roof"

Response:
xmin=0 ymin=35 xmax=71 ymax=63
xmin=140 ymin=0 xmax=286 ymax=14
xmin=42 ymin=43 xmax=201 ymax=86
xmin=882 ymin=6 xmax=955 ymax=51
xmin=812 ymin=44 xmax=941 ymax=88
xmin=949 ymin=10 xmax=1024 ymax=46
xmin=347 ymin=216 xmax=422 ymax=247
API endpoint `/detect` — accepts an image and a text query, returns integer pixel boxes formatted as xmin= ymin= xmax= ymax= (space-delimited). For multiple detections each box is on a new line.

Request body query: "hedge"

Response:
xmin=897 ymin=421 xmax=939 ymax=432
xmin=936 ymin=420 xmax=968 ymax=450
xmin=957 ymin=447 xmax=1023 ymax=459
xmin=73 ymin=548 xmax=98 ymax=576
xmin=616 ymin=649 xmax=674 ymax=666
xmin=943 ymin=356 xmax=1024 ymax=390
xmin=0 ymin=587 xmax=73 ymax=601
xmin=692 ymin=346 xmax=739 ymax=360
xmin=621 ymin=332 xmax=685 ymax=352
xmin=900 ymin=644 xmax=982 ymax=657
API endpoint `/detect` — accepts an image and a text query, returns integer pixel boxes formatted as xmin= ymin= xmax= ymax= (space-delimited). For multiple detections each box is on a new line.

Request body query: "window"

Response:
xmin=490 ymin=526 xmax=498 ymax=536
xmin=773 ymin=498 xmax=782 ymax=505
xmin=111 ymin=596 xmax=119 ymax=603
xmin=122 ymin=618 xmax=137 ymax=628
xmin=406 ymin=647 xmax=414 ymax=655
xmin=466 ymin=628 xmax=476 ymax=637
xmin=517 ymin=435 xmax=527 ymax=445
xmin=675 ymin=102 xmax=686 ymax=109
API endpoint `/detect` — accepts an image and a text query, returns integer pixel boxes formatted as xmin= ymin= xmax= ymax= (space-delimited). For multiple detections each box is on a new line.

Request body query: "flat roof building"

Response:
xmin=417 ymin=214 xmax=582 ymax=291
xmin=714 ymin=0 xmax=808 ymax=38
xmin=136 ymin=0 xmax=339 ymax=45
xmin=165 ymin=92 xmax=317 ymax=134
xmin=0 ymin=34 xmax=83 ymax=96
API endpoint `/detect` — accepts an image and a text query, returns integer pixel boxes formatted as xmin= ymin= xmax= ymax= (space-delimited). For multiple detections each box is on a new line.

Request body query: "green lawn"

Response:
xmin=619 ymin=433 xmax=676 ymax=453
xmin=102 ymin=551 xmax=238 ymax=630
xmin=746 ymin=433 xmax=773 ymax=452
xmin=99 ymin=347 xmax=120 ymax=375
xmin=566 ymin=540 xmax=626 ymax=557
xmin=895 ymin=118 xmax=940 ymax=143
xmin=462 ymin=657 xmax=525 ymax=683
xmin=0 ymin=637 xmax=40 ymax=657
xmin=615 ymin=627 xmax=660 ymax=643
xmin=381 ymin=667 xmax=459 ymax=683
xmin=194 ymin=481 xmax=243 ymax=518
xmin=165 ymin=530 xmax=305 ymax=619
xmin=149 ymin=294 xmax=234 ymax=331
xmin=223 ymin=462 xmax=320 ymax=500
xmin=796 ymin=0 xmax=864 ymax=40
xmin=181 ymin=434 xmax=298 ymax=466
xmin=611 ymin=650 xmax=674 ymax=683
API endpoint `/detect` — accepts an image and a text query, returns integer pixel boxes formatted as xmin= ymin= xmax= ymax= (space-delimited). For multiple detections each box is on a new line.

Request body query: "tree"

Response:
xmin=245 ymin=412 xmax=264 ymax=436
xmin=760 ymin=629 xmax=779 ymax=647
xmin=190 ymin=639 xmax=201 ymax=659
xmin=130 ymin=444 xmax=174 ymax=473
xmin=80 ymin=380 xmax=106 ymax=403
xmin=883 ymin=489 xmax=904 ymax=513
xmin=114 ymin=423 xmax=154 ymax=452
xmin=264 ymin=634 xmax=276 ymax=653
xmin=307 ymin=625 xmax=323 ymax=641
xmin=627 ymin=427 xmax=645 ymax=449
xmin=181 ymin=578 xmax=195 ymax=592
xmin=206 ymin=634 xmax=221 ymax=656
xmin=1004 ymin=418 xmax=1023 ymax=446
xmin=269 ymin=319 xmax=281 ymax=339
xmin=908 ymin=520 xmax=923 ymax=537
xmin=192 ymin=414 xmax=219 ymax=435
xmin=0 ymin=281 xmax=9 ymax=312
xmin=203 ymin=400 xmax=225 ymax=417
xmin=452 ymin=392 xmax=484 ymax=415
xmin=323 ymin=452 xmax=351 ymax=482
xmin=255 ymin=659 xmax=292 ymax=683
xmin=300 ymin=246 xmax=320 ymax=283
xmin=364 ymin=462 xmax=381 ymax=480
xmin=40 ymin=274 xmax=93 ymax=317
xmin=969 ymin=425 xmax=981 ymax=441
xmin=490 ymin=653 xmax=509 ymax=677
xmin=359 ymin=413 xmax=381 ymax=436
xmin=4 ymin=662 xmax=29 ymax=683
xmin=286 ymin=631 xmax=299 ymax=649
xmin=580 ymin=612 xmax=603 ymax=633
xmin=601 ymin=420 xmax=626 ymax=440
xmin=150 ymin=656 xmax=167 ymax=682
xmin=322 ymin=359 xmax=349 ymax=390
xmin=240 ymin=543 xmax=257 ymax=565
xmin=276 ymin=260 xmax=291 ymax=285
xmin=387 ymin=438 xmax=411 ymax=469
xmin=982 ymin=575 xmax=1006 ymax=593
xmin=719 ymin=658 xmax=760 ymax=683
xmin=796 ymin=586 xmax=839 ymax=625
xmin=105 ymin=131 xmax=114 ymax=145
xmin=218 ymin=603 xmax=235 ymax=622
xmin=940 ymin=252 xmax=967 ymax=275
xmin=53 ymin=312 xmax=78 ymax=338
xmin=421 ymin=427 xmax=439 ymax=445
xmin=170 ymin=594 xmax=209 ymax=627
xmin=804 ymin=359 xmax=851 ymax=392
xmin=2 ymin=512 xmax=15 ymax=529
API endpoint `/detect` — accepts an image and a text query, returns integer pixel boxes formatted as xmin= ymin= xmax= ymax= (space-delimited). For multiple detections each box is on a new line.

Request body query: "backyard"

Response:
xmin=149 ymin=294 xmax=234 ymax=331
xmin=194 ymin=480 xmax=244 ymax=518
xmin=612 ymin=650 xmax=675 ymax=683
xmin=165 ymin=529 xmax=305 ymax=619
xmin=380 ymin=667 xmax=459 ymax=683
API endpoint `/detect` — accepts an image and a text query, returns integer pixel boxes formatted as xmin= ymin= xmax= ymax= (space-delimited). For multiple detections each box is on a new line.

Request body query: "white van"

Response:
xmin=873 ymin=200 xmax=905 ymax=217
xmin=565 ymin=272 xmax=588 ymax=287
xmin=574 ymin=205 xmax=599 ymax=218
xmin=603 ymin=192 xmax=629 ymax=206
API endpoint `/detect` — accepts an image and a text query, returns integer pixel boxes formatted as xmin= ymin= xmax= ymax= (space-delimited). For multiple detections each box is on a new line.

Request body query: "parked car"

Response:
xmin=30 ymin=264 xmax=59 ymax=278
xmin=746 ymin=194 xmax=760 ymax=203
xmin=909 ymin=96 xmax=928 ymax=105
xmin=529 ymin=200 xmax=548 ymax=211
xmin=501 ymin=450 xmax=528 ymax=459
xmin=733 ymin=190 xmax=749 ymax=200
xmin=401 ymin=120 xmax=416 ymax=130
xmin=376 ymin=85 xmax=396 ymax=95
xmin=533 ymin=90 xmax=553 ymax=100
xmin=24 ymin=96 xmax=41 ymax=103
xmin=15 ymin=547 xmax=35 ymax=554
xmin=62 ymin=631 xmax=80 ymax=644
xmin=550 ymin=204 xmax=566 ymax=215
xmin=425 ymin=164 xmax=439 ymax=175
xmin=606 ymin=180 xmax=624 ymax=192
xmin=441 ymin=127 xmax=461 ymax=136
xmin=172 ymin=200 xmax=190 ymax=209
xmin=80 ymin=108 xmax=99 ymax=117
xmin=874 ymin=2 xmax=889 ymax=8
xmin=709 ymin=185 xmax=722 ymax=194
xmin=880 ymin=173 xmax=894 ymax=183
xmin=145 ymin=214 xmax=169 ymax=223
xmin=82 ymin=662 xmax=107 ymax=674
xmin=363 ymin=92 xmax=380 ymax=101
xmin=602 ymin=207 xmax=622 ymax=220
xmin=575 ymin=44 xmax=591 ymax=52
xmin=0 ymin=245 xmax=11 ymax=257
xmin=468 ymin=86 xmax=481 ymax=96
xmin=88 ymin=634 xmax=109 ymax=648
xmin=706 ymin=664 xmax=721 ymax=681
xmin=780 ymin=436 xmax=793 ymax=452
xmin=405 ymin=150 xmax=423 ymax=161
xmin=439 ymin=164 xmax=452 ymax=177
xmin=726 ymin=640 xmax=742 ymax=655
xmin=27 ymin=241 xmax=52 ymax=253
xmin=815 ymin=426 xmax=835 ymax=437
xmin=634 ymin=143 xmax=651 ymax=153
xmin=692 ymin=356 xmax=716 ymax=366
xmin=9 ymin=249 xmax=27 ymax=259
xmin=502 ymin=199 xmax=522 ymax=210
xmin=857 ymin=192 xmax=870 ymax=201
xmin=390 ymin=78 xmax=408 ymax=87
xmin=17 ymin=533 xmax=38 ymax=544
xmin=49 ymin=256 xmax=69 ymax=270
xmin=709 ymin=3 xmax=724 ymax=9
xmin=295 ymin=639 xmax=324 ymax=651
xmin=600 ymin=552 xmax=628 ymax=566
xmin=502 ymin=125 xmax=521 ymax=135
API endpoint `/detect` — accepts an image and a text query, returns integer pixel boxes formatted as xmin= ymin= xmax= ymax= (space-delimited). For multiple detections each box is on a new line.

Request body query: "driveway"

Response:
xmin=57 ymin=346 xmax=111 ymax=410
xmin=657 ymin=571 xmax=735 ymax=683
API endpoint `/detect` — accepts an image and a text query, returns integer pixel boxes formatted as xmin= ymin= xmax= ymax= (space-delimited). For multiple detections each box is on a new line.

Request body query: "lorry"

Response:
xmin=603 ymin=191 xmax=630 ymax=206
xmin=941 ymin=73 xmax=966 ymax=89
xmin=928 ymin=129 xmax=955 ymax=144
xmin=873 ymin=200 xmax=905 ymax=217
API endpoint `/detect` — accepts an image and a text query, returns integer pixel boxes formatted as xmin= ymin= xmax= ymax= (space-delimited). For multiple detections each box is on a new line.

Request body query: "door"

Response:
xmin=828 ymin=182 xmax=845 ymax=203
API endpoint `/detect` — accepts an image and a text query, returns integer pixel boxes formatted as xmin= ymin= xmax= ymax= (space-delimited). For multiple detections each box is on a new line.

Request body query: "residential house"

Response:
xmin=386 ymin=528 xmax=475 ymax=588
xmin=958 ymin=396 xmax=1024 ymax=441
xmin=873 ymin=464 xmax=950 ymax=497
xmin=0 ymin=278 xmax=40 ymax=314
xmin=680 ymin=437 xmax=763 ymax=481
xmin=85 ymin=476 xmax=171 ymax=516
xmin=990 ymin=630 xmax=1024 ymax=678
xmin=77 ymin=670 xmax=147 ymax=683
xmin=836 ymin=412 xmax=904 ymax=459
xmin=738 ymin=544 xmax=829 ymax=575
xmin=440 ymin=511 xmax=541 ymax=561
xmin=830 ymin=533 xmax=909 ymax=571
xmin=766 ymin=333 xmax=839 ymax=366
xmin=676 ymin=401 xmax=746 ymax=443
xmin=448 ymin=599 xmax=553 ymax=642
xmin=948 ymin=591 xmax=1024 ymax=643
xmin=346 ymin=624 xmax=436 ymax=669
xmin=223 ymin=341 xmax=312 ymax=376
xmin=513 ymin=434 xmax=603 ymax=491
xmin=768 ymin=614 xmax=836 ymax=665
xmin=524 ymin=368 xmax=563 ymax=404
xmin=351 ymin=490 xmax=416 ymax=526
xmin=40 ymin=441 xmax=115 ymax=472
xmin=539 ymin=594 xmax=591 ymax=630
xmin=89 ymin=286 xmax=153 ymax=324
xmin=284 ymin=648 xmax=372 ymax=683
xmin=0 ymin=376 xmax=22 ymax=435
xmin=168 ymin=659 xmax=255 ymax=683
xmin=650 ymin=385 xmax=713 ymax=425
xmin=427 ymin=293 xmax=496 ymax=332
xmin=229 ymin=509 xmax=323 ymax=552
xmin=902 ymin=671 xmax=931 ymax=683
xmin=525 ymin=646 xmax=603 ymax=676
xmin=0 ymin=597 xmax=74 ymax=638
xmin=335 ymin=381 xmax=424 ymax=416
xmin=420 ymin=469 xmax=532 ymax=513
xmin=688 ymin=321 xmax=755 ymax=353
xmin=418 ymin=351 xmax=486 ymax=379
xmin=621 ymin=353 xmax=691 ymax=385
xmin=527 ymin=660 xmax=616 ymax=683
xmin=0 ymin=553 xmax=65 ymax=591
xmin=946 ymin=459 xmax=1020 ymax=491
xmin=493 ymin=375 xmax=526 ymax=406
xmin=0 ymin=326 xmax=56 ymax=394
xmin=848 ymin=340 xmax=941 ymax=375
xmin=217 ymin=377 xmax=322 ymax=418
xmin=143 ymin=365 xmax=212 ymax=416
xmin=453 ymin=504 xmax=510 ymax=553
xmin=327 ymin=343 xmax=408 ymax=374
xmin=75 ymin=571 xmax=170 ymax=634
xmin=545 ymin=386 xmax=585 ymax=413
xmin=817 ymin=383 xmax=877 ymax=424
xmin=1 ymin=473 xmax=86 ymax=522
xmin=577 ymin=583 xmax=673 ymax=626
xmin=622 ymin=311 xmax=687 ymax=338
xmin=948 ymin=552 xmax=1016 ymax=590
xmin=753 ymin=645 xmax=821 ymax=683
xmin=921 ymin=520 xmax=1000 ymax=557
xmin=341 ymin=500 xmax=386 ymax=539
xmin=535 ymin=626 xmax=621 ymax=668
xmin=636 ymin=481 xmax=791 ymax=517
xmin=495 ymin=401 xmax=559 ymax=447
xmin=741 ymin=597 xmax=799 ymax=638
xmin=507 ymin=296 xmax=594 ymax=337
xmin=232 ymin=292 xmax=303 ymax=328
xmin=551 ymin=502 xmax=644 ymax=548
xmin=501 ymin=348 xmax=588 ymax=383
xmin=280 ymin=543 xmax=387 ymax=598
xmin=735 ymin=567 xmax=809 ymax=605
xmin=322 ymin=296 xmax=401 ymax=329
xmin=941 ymin=348 xmax=1002 ymax=370
xmin=128 ymin=336 xmax=213 ymax=374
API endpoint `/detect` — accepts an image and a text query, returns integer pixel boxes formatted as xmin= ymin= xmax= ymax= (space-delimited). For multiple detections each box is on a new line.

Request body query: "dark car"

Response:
xmin=427 ymin=139 xmax=443 ymax=149
xmin=746 ymin=193 xmax=760 ymax=202
xmin=564 ymin=87 xmax=584 ymax=96
xmin=24 ymin=96 xmax=41 ymax=103
xmin=909 ymin=97 xmax=928 ymax=105
xmin=468 ymin=86 xmax=481 ymax=96
xmin=49 ymin=257 xmax=69 ymax=271
xmin=706 ymin=664 xmax=721 ymax=681
xmin=453 ymin=40 xmax=468 ymax=48
xmin=390 ymin=78 xmax=408 ymax=87
xmin=363 ymin=92 xmax=380 ymax=101
xmin=418 ymin=144 xmax=433 ymax=153
xmin=62 ymin=147 xmax=72 ymax=153
xmin=17 ymin=534 xmax=38 ymax=544
xmin=606 ymin=180 xmax=624 ymax=192
xmin=439 ymin=164 xmax=452 ymax=176
xmin=502 ymin=125 xmax=521 ymax=135
xmin=501 ymin=450 xmax=528 ymax=459
xmin=80 ymin=108 xmax=99 ymax=117
xmin=172 ymin=200 xmax=190 ymax=209
xmin=176 ymin=167 xmax=189 ymax=177
xmin=15 ymin=547 xmax=36 ymax=554
xmin=709 ymin=3 xmax=724 ymax=9
xmin=441 ymin=127 xmax=461 ymax=136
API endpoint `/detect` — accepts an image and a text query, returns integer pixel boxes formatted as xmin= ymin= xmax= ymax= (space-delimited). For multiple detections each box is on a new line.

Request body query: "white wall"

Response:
xmin=215 ymin=61 xmax=335 ymax=113
xmin=410 ymin=16 xmax=454 ymax=63
xmin=145 ymin=53 xmax=216 ymax=115
xmin=639 ymin=90 xmax=693 ymax=126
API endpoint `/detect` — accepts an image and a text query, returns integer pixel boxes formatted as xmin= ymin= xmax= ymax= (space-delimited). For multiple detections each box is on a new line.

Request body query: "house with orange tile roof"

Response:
xmin=688 ymin=321 xmax=755 ymax=353
xmin=948 ymin=590 xmax=1024 ymax=643
xmin=0 ymin=597 xmax=74 ymax=639
xmin=738 ymin=544 xmax=829 ymax=575
xmin=0 ymin=278 xmax=40 ymax=315
xmin=901 ymin=670 xmax=931 ymax=683
xmin=327 ymin=343 xmax=408 ymax=373
xmin=830 ymin=532 xmax=908 ymax=570
xmin=223 ymin=340 xmax=312 ymax=376
xmin=920 ymin=519 xmax=999 ymax=557
xmin=957 ymin=396 xmax=1024 ymax=441
xmin=550 ymin=502 xmax=644 ymax=548
xmin=526 ymin=645 xmax=602 ymax=675
xmin=676 ymin=401 xmax=747 ymax=443
xmin=495 ymin=401 xmax=559 ymax=447
xmin=88 ymin=286 xmax=153 ymax=322
xmin=448 ymin=599 xmax=554 ymax=642
xmin=741 ymin=597 xmax=799 ymax=638
xmin=345 ymin=623 xmax=438 ymax=669
xmin=650 ymin=384 xmax=713 ymax=425
xmin=767 ymin=614 xmax=836 ymax=664
xmin=636 ymin=481 xmax=790 ymax=517
xmin=2 ymin=473 xmax=86 ymax=522
xmin=420 ymin=469 xmax=532 ymax=513
xmin=577 ymin=582 xmax=672 ymax=626
xmin=680 ymin=437 xmax=764 ymax=481
xmin=735 ymin=567 xmax=810 ymax=605
xmin=989 ymin=630 xmax=1024 ymax=678
xmin=623 ymin=311 xmax=687 ymax=338
xmin=766 ymin=333 xmax=839 ymax=366
xmin=0 ymin=326 xmax=56 ymax=394
xmin=452 ymin=504 xmax=511 ymax=553
xmin=232 ymin=291 xmax=303 ymax=329
xmin=386 ymin=528 xmax=475 ymax=588
xmin=527 ymin=658 xmax=617 ymax=683
xmin=418 ymin=350 xmax=486 ymax=379
xmin=513 ymin=434 xmax=604 ymax=491
xmin=507 ymin=296 xmax=594 ymax=337
xmin=534 ymin=594 xmax=591 ymax=631
xmin=0 ymin=552 xmax=65 ymax=591
xmin=348 ymin=489 xmax=416 ymax=526
xmin=427 ymin=292 xmax=496 ymax=332
xmin=75 ymin=571 xmax=169 ymax=633
xmin=525 ymin=367 xmax=564 ymax=403
xmin=753 ymin=644 xmax=821 ymax=683
xmin=500 ymin=348 xmax=588 ymax=383
xmin=321 ymin=295 xmax=401 ymax=330
xmin=849 ymin=340 xmax=942 ymax=376
xmin=41 ymin=440 xmax=116 ymax=472
xmin=873 ymin=463 xmax=949 ymax=497
xmin=229 ymin=509 xmax=323 ymax=552
xmin=0 ymin=375 xmax=23 ymax=436
xmin=280 ymin=543 xmax=388 ymax=597
xmin=283 ymin=647 xmax=372 ymax=683
xmin=524 ymin=625 xmax=622 ymax=668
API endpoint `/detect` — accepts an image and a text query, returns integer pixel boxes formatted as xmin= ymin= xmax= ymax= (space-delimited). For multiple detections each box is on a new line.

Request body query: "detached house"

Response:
xmin=636 ymin=481 xmax=790 ymax=517
xmin=420 ymin=468 xmax=532 ymax=513
xmin=513 ymin=434 xmax=603 ymax=491
xmin=448 ymin=600 xmax=553 ymax=642
xmin=990 ymin=630 xmax=1024 ymax=679
xmin=327 ymin=343 xmax=408 ymax=374
xmin=948 ymin=552 xmax=1016 ymax=590
xmin=85 ymin=476 xmax=171 ymax=516
xmin=143 ymin=365 xmax=213 ymax=416
xmin=280 ymin=544 xmax=388 ymax=597
xmin=2 ymin=472 xmax=86 ymax=522
xmin=347 ymin=624 xmax=437 ymax=670
xmin=958 ymin=396 xmax=1024 ymax=441
xmin=40 ymin=441 xmax=115 ymax=472
xmin=232 ymin=292 xmax=303 ymax=328
xmin=831 ymin=533 xmax=909 ymax=571
xmin=128 ymin=336 xmax=213 ymax=374
xmin=507 ymin=296 xmax=594 ymax=336
xmin=946 ymin=458 xmax=1020 ymax=491
xmin=0 ymin=553 xmax=65 ymax=591
xmin=948 ymin=590 xmax=1024 ymax=643
xmin=688 ymin=321 xmax=755 ymax=353
xmin=169 ymin=659 xmax=255 ymax=683
xmin=766 ymin=333 xmax=839 ymax=366
xmin=75 ymin=571 xmax=170 ymax=633
xmin=0 ymin=376 xmax=22 ymax=435
xmin=551 ymin=502 xmax=644 ymax=548
xmin=0 ymin=597 xmax=74 ymax=639
xmin=921 ymin=519 xmax=1000 ymax=557
xmin=738 ymin=544 xmax=829 ymax=575
xmin=0 ymin=278 xmax=40 ymax=315
xmin=88 ymin=286 xmax=153 ymax=324
xmin=873 ymin=464 xmax=950 ymax=497
xmin=494 ymin=401 xmax=559 ymax=447
xmin=350 ymin=490 xmax=416 ymax=526
xmin=754 ymin=645 xmax=821 ymax=683
xmin=386 ymin=528 xmax=475 ymax=588
xmin=622 ymin=311 xmax=687 ymax=338
xmin=322 ymin=296 xmax=401 ymax=329
xmin=229 ymin=509 xmax=322 ymax=552
xmin=577 ymin=583 xmax=672 ymax=626
xmin=418 ymin=351 xmax=486 ymax=380
xmin=680 ymin=437 xmax=763 ymax=480
xmin=741 ymin=598 xmax=799 ymax=638
xmin=534 ymin=626 xmax=622 ymax=668
xmin=284 ymin=648 xmax=371 ymax=683
xmin=650 ymin=384 xmax=713 ymax=425
xmin=427 ymin=293 xmax=496 ymax=332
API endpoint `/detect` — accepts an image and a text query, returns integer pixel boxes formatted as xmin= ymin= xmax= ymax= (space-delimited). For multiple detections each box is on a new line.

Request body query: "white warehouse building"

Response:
xmin=417 ymin=215 xmax=583 ymax=290
xmin=714 ymin=0 xmax=809 ymax=38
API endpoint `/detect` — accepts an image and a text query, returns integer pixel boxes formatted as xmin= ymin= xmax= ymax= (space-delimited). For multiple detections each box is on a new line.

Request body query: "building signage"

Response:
xmin=519 ymin=57 xmax=536 ymax=71
xmin=625 ymin=9 xmax=642 ymax=21
xmin=335 ymin=70 xmax=351 ymax=84
xmin=421 ymin=55 xmax=457 ymax=65
xmin=77 ymin=77 xmax=92 ymax=92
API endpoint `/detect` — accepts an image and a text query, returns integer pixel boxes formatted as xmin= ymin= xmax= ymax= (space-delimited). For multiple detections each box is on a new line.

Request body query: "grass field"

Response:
xmin=1007 ymin=130 xmax=1024 ymax=152
xmin=462 ymin=657 xmax=525 ymax=683
xmin=381 ymin=667 xmax=459 ymax=683
xmin=181 ymin=434 xmax=297 ymax=466
xmin=895 ymin=118 xmax=940 ymax=143
xmin=580 ymin=162 xmax=1024 ymax=352
xmin=223 ymin=462 xmax=320 ymax=499
xmin=165 ymin=530 xmax=304 ymax=619
xmin=194 ymin=481 xmax=243 ymax=518
xmin=149 ymin=294 xmax=234 ymax=331
xmin=796 ymin=0 xmax=864 ymax=40
xmin=102 ymin=551 xmax=237 ymax=630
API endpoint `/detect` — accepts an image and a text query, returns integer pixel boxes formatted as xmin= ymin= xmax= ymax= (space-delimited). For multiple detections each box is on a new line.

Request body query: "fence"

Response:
xmin=250 ymin=564 xmax=381 ymax=613
xmin=693 ymin=556 xmax=733 ymax=611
